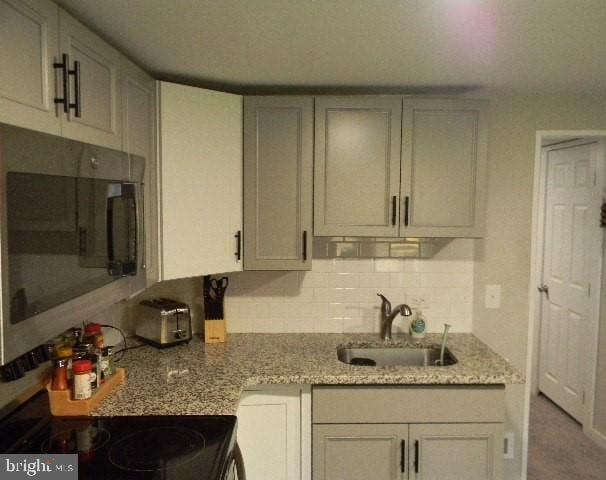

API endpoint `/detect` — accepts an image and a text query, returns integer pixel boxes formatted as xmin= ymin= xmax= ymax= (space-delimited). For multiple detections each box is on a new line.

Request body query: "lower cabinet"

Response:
xmin=313 ymin=422 xmax=503 ymax=480
xmin=312 ymin=386 xmax=504 ymax=480
xmin=236 ymin=386 xmax=311 ymax=480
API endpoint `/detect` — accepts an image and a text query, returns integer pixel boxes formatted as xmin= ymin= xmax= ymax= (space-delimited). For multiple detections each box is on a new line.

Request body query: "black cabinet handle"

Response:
xmin=302 ymin=230 xmax=308 ymax=261
xmin=53 ymin=53 xmax=70 ymax=113
xmin=391 ymin=195 xmax=397 ymax=225
xmin=234 ymin=230 xmax=241 ymax=261
xmin=400 ymin=439 xmax=406 ymax=473
xmin=404 ymin=196 xmax=410 ymax=227
xmin=68 ymin=59 xmax=81 ymax=118
xmin=414 ymin=439 xmax=420 ymax=473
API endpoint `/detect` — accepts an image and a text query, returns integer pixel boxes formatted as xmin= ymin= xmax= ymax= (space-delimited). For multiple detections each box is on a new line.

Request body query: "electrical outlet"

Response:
xmin=485 ymin=284 xmax=501 ymax=309
xmin=504 ymin=432 xmax=515 ymax=459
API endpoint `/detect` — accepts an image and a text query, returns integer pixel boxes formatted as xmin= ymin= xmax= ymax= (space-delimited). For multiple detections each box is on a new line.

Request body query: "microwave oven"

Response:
xmin=0 ymin=123 xmax=146 ymax=364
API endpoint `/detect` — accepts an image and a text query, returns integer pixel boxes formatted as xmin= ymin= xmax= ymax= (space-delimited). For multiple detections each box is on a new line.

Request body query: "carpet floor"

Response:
xmin=527 ymin=393 xmax=606 ymax=480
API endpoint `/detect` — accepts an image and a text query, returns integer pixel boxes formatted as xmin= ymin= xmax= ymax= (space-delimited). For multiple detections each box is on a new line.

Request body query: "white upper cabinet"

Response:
xmin=401 ymin=98 xmax=487 ymax=237
xmin=0 ymin=0 xmax=131 ymax=151
xmin=0 ymin=0 xmax=60 ymax=135
xmin=157 ymin=82 xmax=243 ymax=281
xmin=314 ymin=97 xmax=402 ymax=237
xmin=121 ymin=59 xmax=158 ymax=287
xmin=58 ymin=10 xmax=122 ymax=150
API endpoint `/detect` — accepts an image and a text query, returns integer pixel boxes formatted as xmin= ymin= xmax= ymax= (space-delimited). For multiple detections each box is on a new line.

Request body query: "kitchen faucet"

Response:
xmin=377 ymin=294 xmax=413 ymax=341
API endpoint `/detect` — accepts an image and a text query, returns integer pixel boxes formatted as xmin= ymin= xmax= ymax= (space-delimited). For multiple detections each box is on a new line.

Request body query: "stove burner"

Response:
xmin=41 ymin=425 xmax=111 ymax=455
xmin=108 ymin=426 xmax=206 ymax=472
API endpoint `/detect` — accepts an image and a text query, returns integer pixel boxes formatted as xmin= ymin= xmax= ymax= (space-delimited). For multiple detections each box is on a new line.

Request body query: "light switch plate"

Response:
xmin=485 ymin=285 xmax=501 ymax=309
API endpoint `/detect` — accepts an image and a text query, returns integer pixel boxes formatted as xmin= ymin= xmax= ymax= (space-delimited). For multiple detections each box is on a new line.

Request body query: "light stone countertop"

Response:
xmin=93 ymin=333 xmax=524 ymax=416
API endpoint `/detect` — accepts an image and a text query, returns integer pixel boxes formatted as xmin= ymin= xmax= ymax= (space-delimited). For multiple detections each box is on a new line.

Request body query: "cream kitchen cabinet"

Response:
xmin=121 ymin=59 xmax=158 ymax=286
xmin=157 ymin=81 xmax=243 ymax=281
xmin=237 ymin=386 xmax=311 ymax=480
xmin=243 ymin=96 xmax=313 ymax=270
xmin=58 ymin=9 xmax=122 ymax=150
xmin=312 ymin=386 xmax=504 ymax=480
xmin=313 ymin=97 xmax=487 ymax=238
xmin=400 ymin=98 xmax=487 ymax=237
xmin=0 ymin=0 xmax=130 ymax=150
xmin=314 ymin=96 xmax=402 ymax=237
xmin=0 ymin=0 xmax=61 ymax=135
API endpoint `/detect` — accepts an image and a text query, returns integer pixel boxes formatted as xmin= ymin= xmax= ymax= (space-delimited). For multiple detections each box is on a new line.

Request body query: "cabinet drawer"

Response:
xmin=312 ymin=385 xmax=504 ymax=424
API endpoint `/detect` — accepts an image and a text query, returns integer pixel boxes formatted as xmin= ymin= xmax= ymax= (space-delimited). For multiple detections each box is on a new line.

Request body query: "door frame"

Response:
xmin=524 ymin=130 xmax=606 ymax=477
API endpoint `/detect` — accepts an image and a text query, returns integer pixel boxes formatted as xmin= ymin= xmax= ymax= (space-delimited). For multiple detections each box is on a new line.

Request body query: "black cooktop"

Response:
xmin=1 ymin=392 xmax=237 ymax=480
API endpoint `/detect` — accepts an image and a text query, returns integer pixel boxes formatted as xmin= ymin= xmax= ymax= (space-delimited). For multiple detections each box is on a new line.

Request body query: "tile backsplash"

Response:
xmin=225 ymin=239 xmax=474 ymax=334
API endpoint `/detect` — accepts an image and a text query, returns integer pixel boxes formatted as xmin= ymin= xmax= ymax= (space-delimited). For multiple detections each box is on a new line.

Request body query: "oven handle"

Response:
xmin=233 ymin=442 xmax=246 ymax=480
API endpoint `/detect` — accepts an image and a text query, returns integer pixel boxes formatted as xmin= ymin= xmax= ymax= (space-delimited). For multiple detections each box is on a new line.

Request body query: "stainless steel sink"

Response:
xmin=337 ymin=346 xmax=457 ymax=367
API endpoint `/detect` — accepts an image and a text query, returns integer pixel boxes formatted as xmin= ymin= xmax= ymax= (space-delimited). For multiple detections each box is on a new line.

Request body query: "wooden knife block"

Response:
xmin=204 ymin=319 xmax=226 ymax=343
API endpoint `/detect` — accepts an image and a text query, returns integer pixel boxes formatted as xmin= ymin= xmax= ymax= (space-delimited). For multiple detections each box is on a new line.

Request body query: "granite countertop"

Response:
xmin=93 ymin=333 xmax=523 ymax=416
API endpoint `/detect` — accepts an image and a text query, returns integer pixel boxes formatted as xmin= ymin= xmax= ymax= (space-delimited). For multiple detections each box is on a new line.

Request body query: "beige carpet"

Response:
xmin=527 ymin=393 xmax=606 ymax=480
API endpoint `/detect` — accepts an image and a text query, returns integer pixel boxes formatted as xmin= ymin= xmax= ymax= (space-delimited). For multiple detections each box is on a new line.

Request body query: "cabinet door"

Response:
xmin=401 ymin=99 xmax=487 ymax=237
xmin=314 ymin=97 xmax=402 ymax=237
xmin=0 ymin=0 xmax=60 ymax=135
xmin=58 ymin=10 xmax=122 ymax=149
xmin=409 ymin=423 xmax=503 ymax=480
xmin=313 ymin=424 xmax=408 ymax=480
xmin=237 ymin=388 xmax=305 ymax=480
xmin=243 ymin=96 xmax=313 ymax=270
xmin=158 ymin=82 xmax=243 ymax=280
xmin=121 ymin=60 xmax=158 ymax=287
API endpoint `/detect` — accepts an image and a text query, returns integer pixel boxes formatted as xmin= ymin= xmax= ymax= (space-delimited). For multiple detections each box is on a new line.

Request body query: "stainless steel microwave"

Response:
xmin=0 ymin=123 xmax=146 ymax=364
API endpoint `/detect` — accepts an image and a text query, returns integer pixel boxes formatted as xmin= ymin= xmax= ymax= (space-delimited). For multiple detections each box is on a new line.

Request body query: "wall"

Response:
xmin=473 ymin=94 xmax=606 ymax=480
xmin=225 ymin=239 xmax=474 ymax=333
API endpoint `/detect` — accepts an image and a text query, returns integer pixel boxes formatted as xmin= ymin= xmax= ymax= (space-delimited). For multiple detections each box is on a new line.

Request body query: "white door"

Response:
xmin=539 ymin=141 xmax=602 ymax=421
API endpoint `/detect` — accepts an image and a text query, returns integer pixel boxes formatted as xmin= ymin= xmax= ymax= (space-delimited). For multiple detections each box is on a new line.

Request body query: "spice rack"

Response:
xmin=46 ymin=368 xmax=126 ymax=416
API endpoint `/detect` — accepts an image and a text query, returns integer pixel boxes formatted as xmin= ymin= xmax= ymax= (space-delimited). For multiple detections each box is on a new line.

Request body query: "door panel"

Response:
xmin=314 ymin=97 xmax=401 ymax=237
xmin=0 ymin=0 xmax=60 ymax=134
xmin=409 ymin=423 xmax=503 ymax=480
xmin=539 ymin=142 xmax=599 ymax=421
xmin=313 ymin=423 xmax=408 ymax=480
xmin=59 ymin=10 xmax=122 ymax=149
xmin=401 ymin=99 xmax=487 ymax=237
xmin=158 ymin=82 xmax=243 ymax=280
xmin=243 ymin=96 xmax=313 ymax=270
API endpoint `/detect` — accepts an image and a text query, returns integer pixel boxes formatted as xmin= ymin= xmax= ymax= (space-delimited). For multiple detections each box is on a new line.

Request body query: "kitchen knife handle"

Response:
xmin=234 ymin=230 xmax=241 ymax=261
xmin=302 ymin=230 xmax=308 ymax=261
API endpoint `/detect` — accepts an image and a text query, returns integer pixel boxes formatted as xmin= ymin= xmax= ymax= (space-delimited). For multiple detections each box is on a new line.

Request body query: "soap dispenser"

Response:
xmin=410 ymin=310 xmax=426 ymax=339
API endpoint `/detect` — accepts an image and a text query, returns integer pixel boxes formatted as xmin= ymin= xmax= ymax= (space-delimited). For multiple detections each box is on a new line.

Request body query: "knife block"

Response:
xmin=204 ymin=319 xmax=226 ymax=343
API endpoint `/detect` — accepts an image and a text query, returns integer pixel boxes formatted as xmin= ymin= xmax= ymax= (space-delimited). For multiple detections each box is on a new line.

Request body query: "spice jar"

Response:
xmin=72 ymin=360 xmax=92 ymax=400
xmin=74 ymin=344 xmax=99 ymax=392
xmin=100 ymin=346 xmax=114 ymax=381
xmin=83 ymin=323 xmax=104 ymax=349
xmin=51 ymin=358 xmax=69 ymax=391
xmin=55 ymin=345 xmax=73 ymax=379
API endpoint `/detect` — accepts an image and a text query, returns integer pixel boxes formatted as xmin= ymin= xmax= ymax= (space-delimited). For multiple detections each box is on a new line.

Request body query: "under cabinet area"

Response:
xmin=157 ymin=82 xmax=243 ymax=280
xmin=237 ymin=386 xmax=311 ymax=480
xmin=243 ymin=96 xmax=314 ymax=270
xmin=312 ymin=386 xmax=504 ymax=480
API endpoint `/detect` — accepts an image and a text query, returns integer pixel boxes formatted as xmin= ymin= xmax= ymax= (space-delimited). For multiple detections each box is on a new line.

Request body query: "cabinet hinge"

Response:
xmin=582 ymin=391 xmax=586 ymax=405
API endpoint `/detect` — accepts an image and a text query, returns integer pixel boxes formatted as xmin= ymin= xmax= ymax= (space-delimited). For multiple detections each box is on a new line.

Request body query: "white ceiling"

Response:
xmin=56 ymin=0 xmax=606 ymax=95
